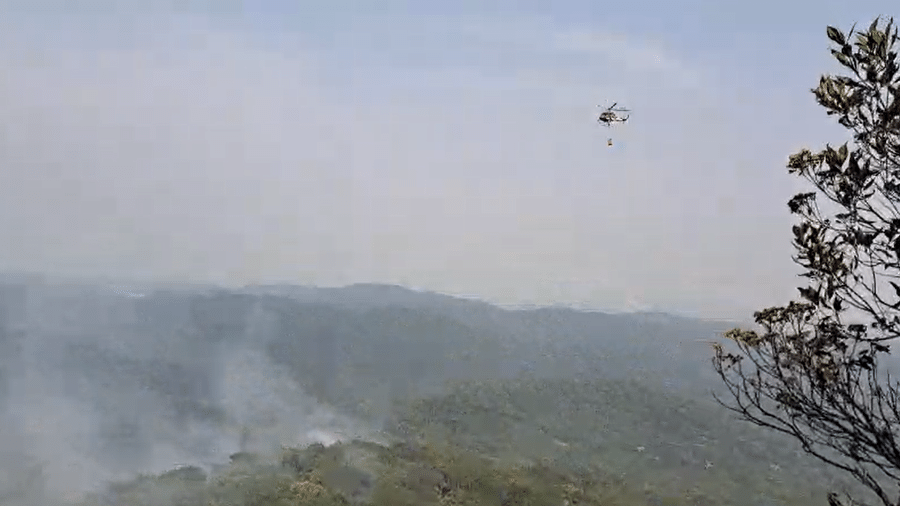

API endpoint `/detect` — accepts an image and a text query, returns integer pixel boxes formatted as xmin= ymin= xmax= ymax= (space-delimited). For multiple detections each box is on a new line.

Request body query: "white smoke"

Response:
xmin=0 ymin=286 xmax=381 ymax=505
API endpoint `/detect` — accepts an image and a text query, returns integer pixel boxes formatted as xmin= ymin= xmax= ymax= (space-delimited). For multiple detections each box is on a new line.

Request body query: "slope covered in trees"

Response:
xmin=0 ymin=276 xmax=867 ymax=504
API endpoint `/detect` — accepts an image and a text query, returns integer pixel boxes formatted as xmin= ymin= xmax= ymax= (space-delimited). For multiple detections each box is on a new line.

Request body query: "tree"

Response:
xmin=711 ymin=16 xmax=900 ymax=506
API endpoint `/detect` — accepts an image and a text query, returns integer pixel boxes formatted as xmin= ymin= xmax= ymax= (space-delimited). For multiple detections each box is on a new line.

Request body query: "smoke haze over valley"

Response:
xmin=0 ymin=274 xmax=867 ymax=505
xmin=2 ymin=4 xmax=895 ymax=505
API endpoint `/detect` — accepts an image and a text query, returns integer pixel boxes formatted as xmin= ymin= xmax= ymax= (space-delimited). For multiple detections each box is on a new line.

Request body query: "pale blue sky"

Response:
xmin=0 ymin=1 xmax=895 ymax=318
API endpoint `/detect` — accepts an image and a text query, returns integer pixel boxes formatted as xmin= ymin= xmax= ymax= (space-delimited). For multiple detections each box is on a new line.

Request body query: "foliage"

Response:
xmin=0 ymin=278 xmax=874 ymax=505
xmin=713 ymin=16 xmax=900 ymax=506
xmin=396 ymin=377 xmax=862 ymax=505
xmin=74 ymin=375 xmax=869 ymax=506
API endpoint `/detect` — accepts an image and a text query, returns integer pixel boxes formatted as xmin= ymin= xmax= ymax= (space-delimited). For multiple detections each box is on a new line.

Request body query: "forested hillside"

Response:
xmin=0 ymin=276 xmax=867 ymax=505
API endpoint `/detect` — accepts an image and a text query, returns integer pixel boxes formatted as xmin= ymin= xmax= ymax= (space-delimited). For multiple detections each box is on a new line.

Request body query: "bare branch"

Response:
xmin=713 ymin=17 xmax=900 ymax=506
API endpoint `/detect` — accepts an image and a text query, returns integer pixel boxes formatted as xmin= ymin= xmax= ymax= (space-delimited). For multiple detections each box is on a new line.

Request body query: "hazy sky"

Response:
xmin=0 ymin=1 xmax=894 ymax=318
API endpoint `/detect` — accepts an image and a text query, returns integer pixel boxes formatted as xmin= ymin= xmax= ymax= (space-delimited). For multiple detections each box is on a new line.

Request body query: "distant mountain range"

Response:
xmin=0 ymin=272 xmax=869 ymax=506
xmin=1 ymin=275 xmax=739 ymax=408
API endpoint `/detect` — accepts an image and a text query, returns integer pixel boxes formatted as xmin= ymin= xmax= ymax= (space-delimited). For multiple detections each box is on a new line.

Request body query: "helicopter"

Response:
xmin=597 ymin=102 xmax=631 ymax=126
xmin=597 ymin=103 xmax=631 ymax=146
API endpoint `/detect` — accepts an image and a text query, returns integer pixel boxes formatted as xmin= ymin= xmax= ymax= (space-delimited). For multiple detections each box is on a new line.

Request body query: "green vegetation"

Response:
xmin=713 ymin=16 xmax=900 ymax=506
xmin=7 ymin=16 xmax=900 ymax=506
xmin=71 ymin=375 xmax=863 ymax=506
xmin=395 ymin=377 xmax=862 ymax=505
